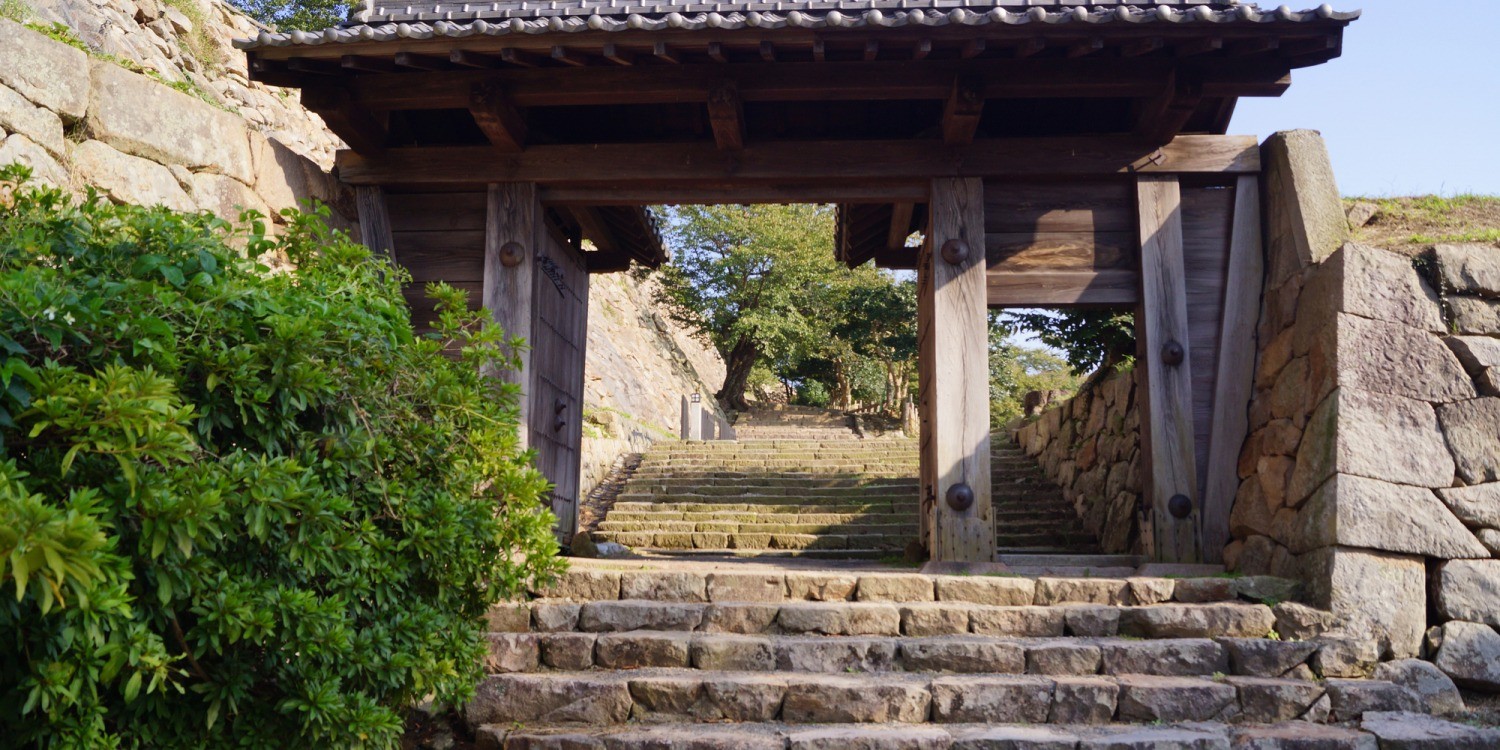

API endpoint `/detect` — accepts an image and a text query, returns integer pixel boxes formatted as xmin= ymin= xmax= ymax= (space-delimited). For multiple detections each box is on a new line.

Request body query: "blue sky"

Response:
xmin=1230 ymin=0 xmax=1500 ymax=197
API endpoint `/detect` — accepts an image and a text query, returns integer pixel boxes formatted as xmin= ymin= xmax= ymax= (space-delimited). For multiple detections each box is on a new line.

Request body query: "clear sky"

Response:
xmin=1230 ymin=0 xmax=1500 ymax=198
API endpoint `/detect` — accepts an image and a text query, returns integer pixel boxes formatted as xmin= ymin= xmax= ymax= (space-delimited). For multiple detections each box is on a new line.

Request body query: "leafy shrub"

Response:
xmin=0 ymin=166 xmax=562 ymax=748
xmin=795 ymin=379 xmax=831 ymax=408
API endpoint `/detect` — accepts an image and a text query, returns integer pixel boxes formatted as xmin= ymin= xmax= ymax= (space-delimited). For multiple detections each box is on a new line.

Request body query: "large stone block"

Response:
xmin=1288 ymin=474 xmax=1487 ymax=557
xmin=1432 ymin=620 xmax=1500 ymax=690
xmin=1303 ymin=547 xmax=1426 ymax=658
xmin=1362 ymin=711 xmax=1500 ymax=750
xmin=1435 ymin=560 xmax=1500 ymax=627
xmin=1303 ymin=314 xmax=1476 ymax=404
xmin=1288 ymin=388 xmax=1454 ymax=503
xmin=189 ymin=172 xmax=271 ymax=224
xmin=1437 ymin=482 xmax=1500 ymax=529
xmin=465 ymin=675 xmax=631 ymax=725
xmin=0 ymin=83 xmax=64 ymax=158
xmin=1117 ymin=603 xmax=1275 ymax=639
xmin=1298 ymin=243 xmax=1446 ymax=332
xmin=0 ymin=20 xmax=89 ymax=119
xmin=1448 ymin=297 xmax=1500 ymax=335
xmin=781 ymin=675 xmax=929 ymax=723
xmin=68 ymin=139 xmax=196 ymax=211
xmin=1437 ymin=398 xmax=1500 ymax=484
xmin=790 ymin=727 xmax=950 ymax=750
xmin=1099 ymin=639 xmax=1227 ymax=677
xmin=1114 ymin=675 xmax=1237 ymax=723
xmin=930 ymin=675 xmax=1054 ymax=723
xmin=1263 ymin=130 xmax=1349 ymax=288
xmin=934 ymin=575 xmax=1035 ymax=606
xmin=1372 ymin=659 xmax=1466 ymax=716
xmin=1446 ymin=336 xmax=1500 ymax=396
xmin=0 ymin=133 xmax=68 ymax=187
xmin=86 ymin=60 xmax=253 ymax=184
xmin=1432 ymin=243 xmax=1500 ymax=299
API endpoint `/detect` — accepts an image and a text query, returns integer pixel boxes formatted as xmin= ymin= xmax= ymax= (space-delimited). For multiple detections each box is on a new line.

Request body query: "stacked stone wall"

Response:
xmin=1227 ymin=130 xmax=1500 ymax=686
xmin=1013 ymin=367 xmax=1143 ymax=555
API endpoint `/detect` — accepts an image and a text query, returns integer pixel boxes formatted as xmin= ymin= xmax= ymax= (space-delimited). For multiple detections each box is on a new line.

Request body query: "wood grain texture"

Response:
xmin=983 ymin=180 xmax=1134 ymax=234
xmin=483 ymin=183 xmax=540 ymax=447
xmin=922 ymin=177 xmax=993 ymax=563
xmin=470 ymin=82 xmax=528 ymax=152
xmin=1181 ymin=184 xmax=1235 ymax=501
xmin=1136 ymin=175 xmax=1202 ymax=564
xmin=985 ymin=269 xmax=1140 ymax=307
xmin=917 ymin=252 xmax=936 ymax=553
xmin=335 ymin=135 xmax=1262 ymax=186
xmin=525 ymin=230 xmax=589 ymax=543
xmin=1201 ymin=175 xmax=1263 ymax=564
xmin=355 ymin=186 xmax=396 ymax=262
xmin=386 ymin=191 xmax=488 ymax=231
xmin=985 ymin=231 xmax=1136 ymax=271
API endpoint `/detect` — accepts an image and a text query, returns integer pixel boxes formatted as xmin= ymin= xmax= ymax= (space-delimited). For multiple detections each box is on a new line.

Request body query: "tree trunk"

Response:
xmin=832 ymin=357 xmax=852 ymax=410
xmin=717 ymin=338 xmax=759 ymax=411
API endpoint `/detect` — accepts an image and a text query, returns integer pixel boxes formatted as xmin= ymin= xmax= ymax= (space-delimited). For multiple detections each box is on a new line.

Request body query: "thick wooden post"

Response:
xmin=354 ymin=185 xmax=395 ymax=263
xmin=483 ymin=183 xmax=539 ymax=446
xmin=919 ymin=177 xmax=994 ymax=563
xmin=1201 ymin=175 xmax=1264 ymax=563
xmin=1136 ymin=175 xmax=1203 ymax=563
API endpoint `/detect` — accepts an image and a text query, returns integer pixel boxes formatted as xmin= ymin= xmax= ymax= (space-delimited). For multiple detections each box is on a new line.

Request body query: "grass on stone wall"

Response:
xmin=1345 ymin=194 xmax=1500 ymax=252
xmin=23 ymin=21 xmax=237 ymax=116
xmin=159 ymin=0 xmax=227 ymax=71
xmin=0 ymin=0 xmax=31 ymax=23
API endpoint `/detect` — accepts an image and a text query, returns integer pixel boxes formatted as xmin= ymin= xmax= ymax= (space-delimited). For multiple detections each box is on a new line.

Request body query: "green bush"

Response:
xmin=0 ymin=166 xmax=562 ymax=748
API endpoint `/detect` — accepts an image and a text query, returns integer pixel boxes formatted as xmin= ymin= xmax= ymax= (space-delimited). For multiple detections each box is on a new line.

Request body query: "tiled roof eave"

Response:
xmin=234 ymin=4 xmax=1361 ymax=50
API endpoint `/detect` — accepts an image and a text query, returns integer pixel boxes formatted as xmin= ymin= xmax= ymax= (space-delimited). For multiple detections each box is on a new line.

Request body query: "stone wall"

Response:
xmin=580 ymin=273 xmax=727 ymax=498
xmin=1227 ymin=130 xmax=1500 ymax=682
xmin=1013 ymin=367 xmax=1143 ymax=555
xmin=0 ymin=12 xmax=352 ymax=231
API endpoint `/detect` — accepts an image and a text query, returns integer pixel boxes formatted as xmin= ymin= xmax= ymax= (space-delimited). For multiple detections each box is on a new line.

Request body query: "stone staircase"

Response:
xmin=592 ymin=433 xmax=1106 ymax=561
xmin=592 ymin=439 xmax=920 ymax=558
xmin=730 ymin=405 xmax=863 ymax=441
xmin=468 ymin=562 xmax=1481 ymax=748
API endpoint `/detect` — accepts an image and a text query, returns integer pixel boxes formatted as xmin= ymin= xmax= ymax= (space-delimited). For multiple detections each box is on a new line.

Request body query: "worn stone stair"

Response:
xmin=729 ymin=405 xmax=863 ymax=441
xmin=467 ymin=564 xmax=1477 ymax=749
xmin=992 ymin=443 xmax=1104 ymax=556
xmin=593 ymin=439 xmax=921 ymax=557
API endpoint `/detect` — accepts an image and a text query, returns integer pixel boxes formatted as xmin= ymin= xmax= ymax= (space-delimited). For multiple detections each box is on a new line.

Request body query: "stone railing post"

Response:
xmin=681 ymin=393 xmax=703 ymax=441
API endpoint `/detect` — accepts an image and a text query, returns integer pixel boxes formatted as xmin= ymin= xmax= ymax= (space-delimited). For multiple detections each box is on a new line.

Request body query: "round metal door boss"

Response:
xmin=946 ymin=482 xmax=975 ymax=512
xmin=499 ymin=241 xmax=525 ymax=268
xmin=940 ymin=238 xmax=970 ymax=265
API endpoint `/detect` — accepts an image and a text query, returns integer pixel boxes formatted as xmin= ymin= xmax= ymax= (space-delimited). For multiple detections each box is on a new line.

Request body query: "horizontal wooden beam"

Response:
xmin=986 ymin=269 xmax=1140 ymax=307
xmin=334 ymin=59 xmax=1292 ymax=111
xmin=540 ymin=182 xmax=930 ymax=205
xmin=336 ymin=135 xmax=1260 ymax=187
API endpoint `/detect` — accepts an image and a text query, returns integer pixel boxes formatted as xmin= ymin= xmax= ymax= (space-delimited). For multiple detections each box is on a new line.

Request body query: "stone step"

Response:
xmin=634 ymin=547 xmax=896 ymax=560
xmin=997 ymin=553 xmax=1146 ymax=569
xmin=628 ymin=470 xmax=918 ymax=480
xmin=624 ymin=478 xmax=921 ymax=489
xmin=508 ymin=599 xmax=1277 ymax=640
xmin=603 ymin=508 xmax=916 ymax=521
xmin=592 ymin=530 xmax=908 ymax=551
xmin=993 ymin=533 xmax=1101 ymax=549
xmin=526 ymin=569 xmax=1268 ymax=609
xmin=466 ymin=669 xmax=1427 ymax=728
xmin=596 ymin=521 xmax=918 ymax=536
xmin=616 ymin=490 xmax=917 ymax=502
xmin=479 ymin=716 xmax=1490 ymax=750
xmin=484 ymin=632 xmax=1326 ymax=679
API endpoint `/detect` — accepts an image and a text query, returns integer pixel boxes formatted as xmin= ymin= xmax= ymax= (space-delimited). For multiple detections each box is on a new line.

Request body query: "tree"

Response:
xmin=831 ymin=273 xmax=917 ymax=410
xmin=0 ymin=167 xmax=561 ymax=747
xmin=228 ymin=0 xmax=347 ymax=31
xmin=1003 ymin=309 xmax=1135 ymax=375
xmin=641 ymin=204 xmax=840 ymax=411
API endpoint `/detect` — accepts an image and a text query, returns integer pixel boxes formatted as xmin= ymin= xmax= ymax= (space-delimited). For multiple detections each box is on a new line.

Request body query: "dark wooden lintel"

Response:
xmin=1135 ymin=72 xmax=1205 ymax=144
xmin=394 ymin=52 xmax=450 ymax=71
xmin=552 ymin=46 xmax=589 ymax=67
xmin=602 ymin=43 xmax=635 ymax=66
xmin=450 ymin=49 xmax=502 ymax=68
xmin=337 ymin=135 xmax=1261 ymax=187
xmin=653 ymin=41 xmax=681 ymax=64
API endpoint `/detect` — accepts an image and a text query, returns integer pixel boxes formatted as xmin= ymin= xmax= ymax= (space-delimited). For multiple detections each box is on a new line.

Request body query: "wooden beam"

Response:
xmin=539 ymin=182 xmax=929 ymax=206
xmin=941 ymin=75 xmax=984 ymax=146
xmin=1136 ymin=174 xmax=1202 ymax=563
xmin=569 ymin=205 xmax=620 ymax=254
xmin=913 ymin=39 xmax=932 ymax=61
xmin=450 ymin=49 xmax=502 ymax=68
xmin=707 ymin=42 xmax=728 ymax=63
xmin=338 ymin=58 xmax=1295 ymax=110
xmin=653 ymin=41 xmax=680 ymax=64
xmin=1176 ymin=37 xmax=1224 ymax=58
xmin=1136 ymin=72 xmax=1205 ymax=145
xmin=812 ymin=39 xmax=826 ymax=63
xmin=1201 ymin=175 xmax=1263 ymax=564
xmin=341 ymin=55 xmax=396 ymax=73
xmin=285 ymin=58 xmax=341 ymax=76
xmin=706 ymin=82 xmax=745 ymax=151
xmin=355 ymin=185 xmax=396 ymax=263
xmin=961 ymin=38 xmax=986 ymax=60
xmin=985 ymin=269 xmax=1138 ymax=307
xmin=500 ymin=48 xmax=541 ymax=68
xmin=470 ymin=82 xmax=527 ymax=152
xmin=921 ymin=177 xmax=993 ymax=563
xmin=1067 ymin=37 xmax=1105 ymax=59
xmin=1013 ymin=38 xmax=1046 ymax=58
xmin=302 ymin=86 xmax=386 ymax=154
xmin=483 ymin=183 xmax=541 ymax=446
xmin=1122 ymin=37 xmax=1165 ymax=58
xmin=551 ymin=46 xmax=589 ymax=67
xmin=336 ymin=135 xmax=1261 ymax=185
xmin=759 ymin=41 xmax=777 ymax=63
xmin=394 ymin=52 xmax=449 ymax=71
xmin=602 ymin=43 xmax=635 ymax=66
xmin=887 ymin=202 xmax=915 ymax=251
xmin=863 ymin=40 xmax=880 ymax=62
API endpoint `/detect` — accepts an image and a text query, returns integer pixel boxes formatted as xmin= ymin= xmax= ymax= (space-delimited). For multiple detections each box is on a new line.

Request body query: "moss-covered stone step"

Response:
xmin=591 ymin=530 xmax=908 ymax=551
xmin=595 ymin=521 xmax=917 ymax=536
xmin=465 ymin=669 xmax=1427 ymax=727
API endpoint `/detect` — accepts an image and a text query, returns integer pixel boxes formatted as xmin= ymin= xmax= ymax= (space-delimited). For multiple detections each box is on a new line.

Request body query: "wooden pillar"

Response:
xmin=483 ymin=183 xmax=540 ymax=447
xmin=1201 ymin=175 xmax=1264 ymax=563
xmin=355 ymin=185 xmax=395 ymax=263
xmin=1136 ymin=175 xmax=1203 ymax=563
xmin=918 ymin=177 xmax=994 ymax=563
